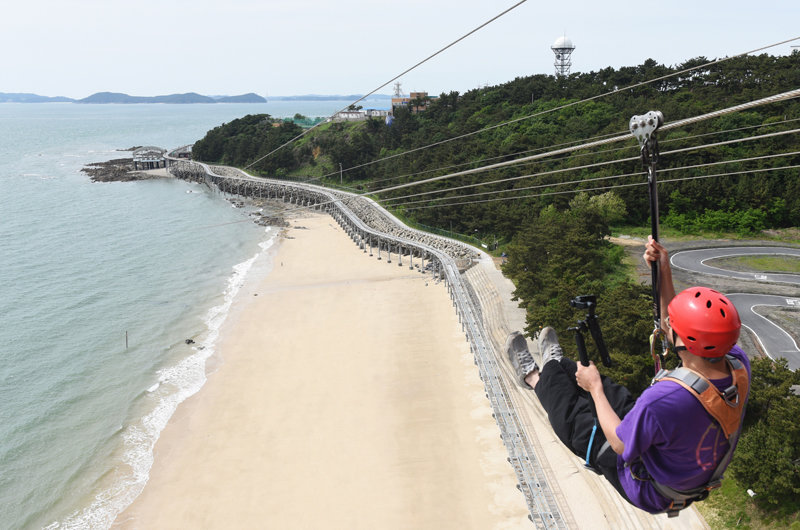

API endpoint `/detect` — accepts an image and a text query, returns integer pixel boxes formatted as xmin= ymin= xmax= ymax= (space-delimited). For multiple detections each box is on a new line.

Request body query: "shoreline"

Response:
xmin=53 ymin=216 xmax=282 ymax=529
xmin=114 ymin=211 xmax=529 ymax=528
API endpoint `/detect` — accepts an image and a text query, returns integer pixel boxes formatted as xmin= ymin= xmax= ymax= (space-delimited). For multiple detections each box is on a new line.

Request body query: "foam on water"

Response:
xmin=1 ymin=100 xmax=363 ymax=529
xmin=48 ymin=230 xmax=279 ymax=529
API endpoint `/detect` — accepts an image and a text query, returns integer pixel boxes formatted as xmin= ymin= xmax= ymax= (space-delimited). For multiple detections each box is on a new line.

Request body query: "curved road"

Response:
xmin=671 ymin=246 xmax=800 ymax=285
xmin=670 ymin=247 xmax=800 ymax=369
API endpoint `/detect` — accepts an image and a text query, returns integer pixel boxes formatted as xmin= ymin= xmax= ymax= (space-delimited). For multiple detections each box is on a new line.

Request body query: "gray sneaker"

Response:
xmin=505 ymin=331 xmax=538 ymax=389
xmin=538 ymin=327 xmax=564 ymax=367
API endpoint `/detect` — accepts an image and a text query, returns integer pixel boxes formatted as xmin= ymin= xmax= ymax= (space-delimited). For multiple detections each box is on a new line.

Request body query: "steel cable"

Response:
xmin=378 ymin=126 xmax=800 ymax=204
xmin=308 ymin=37 xmax=800 ymax=182
xmin=400 ymin=164 xmax=800 ymax=211
xmin=359 ymin=115 xmax=800 ymax=190
xmin=243 ymin=0 xmax=528 ymax=171
xmin=365 ymin=88 xmax=800 ymax=198
xmin=389 ymin=150 xmax=800 ymax=208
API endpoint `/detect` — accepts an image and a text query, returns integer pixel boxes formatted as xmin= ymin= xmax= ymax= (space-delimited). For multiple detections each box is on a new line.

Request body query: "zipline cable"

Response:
xmin=387 ymin=150 xmax=800 ymax=208
xmin=322 ymin=129 xmax=630 ymax=187
xmin=244 ymin=89 xmax=800 ymax=217
xmin=243 ymin=0 xmax=529 ymax=171
xmin=214 ymin=87 xmax=800 ymax=219
xmin=310 ymin=36 xmax=800 ymax=181
xmin=362 ymin=115 xmax=800 ymax=189
xmin=378 ymin=126 xmax=800 ymax=203
xmin=365 ymin=88 xmax=800 ymax=197
xmin=302 ymin=129 xmax=630 ymax=188
xmin=400 ymin=164 xmax=800 ymax=211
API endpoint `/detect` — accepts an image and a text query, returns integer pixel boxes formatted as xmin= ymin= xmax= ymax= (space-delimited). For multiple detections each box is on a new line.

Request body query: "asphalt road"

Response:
xmin=671 ymin=246 xmax=800 ymax=285
xmin=670 ymin=247 xmax=800 ymax=369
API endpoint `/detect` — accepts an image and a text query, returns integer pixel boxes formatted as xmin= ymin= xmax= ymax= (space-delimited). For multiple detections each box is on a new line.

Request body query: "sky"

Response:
xmin=2 ymin=0 xmax=799 ymax=99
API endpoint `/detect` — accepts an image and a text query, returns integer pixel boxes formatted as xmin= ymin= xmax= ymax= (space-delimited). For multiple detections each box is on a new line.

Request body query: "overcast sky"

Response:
xmin=2 ymin=0 xmax=798 ymax=99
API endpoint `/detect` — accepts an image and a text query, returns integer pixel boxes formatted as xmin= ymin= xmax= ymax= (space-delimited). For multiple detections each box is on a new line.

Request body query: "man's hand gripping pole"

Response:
xmin=568 ymin=295 xmax=612 ymax=473
xmin=630 ymin=111 xmax=669 ymax=371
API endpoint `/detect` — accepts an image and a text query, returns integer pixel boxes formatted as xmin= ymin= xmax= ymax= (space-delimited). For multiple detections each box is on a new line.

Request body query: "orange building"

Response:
xmin=391 ymin=91 xmax=433 ymax=113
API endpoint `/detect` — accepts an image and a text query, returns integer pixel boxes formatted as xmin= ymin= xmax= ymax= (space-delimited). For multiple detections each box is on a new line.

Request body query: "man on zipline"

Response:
xmin=506 ymin=236 xmax=751 ymax=516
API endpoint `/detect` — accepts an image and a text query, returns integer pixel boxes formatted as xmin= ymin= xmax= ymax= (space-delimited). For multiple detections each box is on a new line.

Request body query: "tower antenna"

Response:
xmin=551 ymin=34 xmax=576 ymax=76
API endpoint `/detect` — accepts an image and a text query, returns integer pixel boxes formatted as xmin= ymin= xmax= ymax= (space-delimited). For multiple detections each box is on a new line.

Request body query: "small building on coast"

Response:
xmin=332 ymin=108 xmax=391 ymax=122
xmin=133 ymin=146 xmax=167 ymax=170
xmin=333 ymin=109 xmax=367 ymax=121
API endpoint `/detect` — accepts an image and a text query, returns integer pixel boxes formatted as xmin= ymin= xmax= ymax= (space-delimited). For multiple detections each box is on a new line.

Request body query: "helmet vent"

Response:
xmin=687 ymin=336 xmax=697 ymax=342
xmin=704 ymin=345 xmax=716 ymax=350
xmin=720 ymin=298 xmax=728 ymax=305
xmin=720 ymin=308 xmax=726 ymax=318
xmin=706 ymin=300 xmax=712 ymax=308
xmin=694 ymin=292 xmax=701 ymax=298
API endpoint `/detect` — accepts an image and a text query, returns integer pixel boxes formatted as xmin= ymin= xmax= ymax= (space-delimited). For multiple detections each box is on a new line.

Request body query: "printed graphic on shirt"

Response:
xmin=696 ymin=423 xmax=726 ymax=471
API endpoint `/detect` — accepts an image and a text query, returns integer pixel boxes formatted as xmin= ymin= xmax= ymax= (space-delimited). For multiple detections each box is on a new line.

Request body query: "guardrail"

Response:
xmin=165 ymin=154 xmax=566 ymax=528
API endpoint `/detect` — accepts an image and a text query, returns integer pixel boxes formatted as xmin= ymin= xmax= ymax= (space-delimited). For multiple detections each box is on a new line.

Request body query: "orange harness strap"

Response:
xmin=654 ymin=356 xmax=748 ymax=439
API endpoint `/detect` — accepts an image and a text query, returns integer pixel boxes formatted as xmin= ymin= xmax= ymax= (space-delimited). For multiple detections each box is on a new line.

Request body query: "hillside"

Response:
xmin=192 ymin=53 xmax=800 ymax=523
xmin=193 ymin=53 xmax=800 ymax=240
xmin=213 ymin=93 xmax=267 ymax=103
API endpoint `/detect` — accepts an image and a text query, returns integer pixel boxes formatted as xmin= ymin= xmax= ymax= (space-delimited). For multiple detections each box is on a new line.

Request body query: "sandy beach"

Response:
xmin=116 ymin=212 xmax=529 ymax=528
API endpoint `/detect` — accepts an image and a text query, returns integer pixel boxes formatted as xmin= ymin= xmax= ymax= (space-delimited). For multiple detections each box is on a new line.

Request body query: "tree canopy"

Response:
xmin=194 ymin=53 xmax=800 ymax=240
xmin=192 ymin=53 xmax=800 ymax=515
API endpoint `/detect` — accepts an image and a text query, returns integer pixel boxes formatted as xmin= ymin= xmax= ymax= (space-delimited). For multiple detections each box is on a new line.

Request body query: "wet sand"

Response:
xmin=116 ymin=212 xmax=529 ymax=528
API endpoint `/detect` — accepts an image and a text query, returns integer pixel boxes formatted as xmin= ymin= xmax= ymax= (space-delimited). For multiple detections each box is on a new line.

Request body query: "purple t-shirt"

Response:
xmin=615 ymin=346 xmax=750 ymax=513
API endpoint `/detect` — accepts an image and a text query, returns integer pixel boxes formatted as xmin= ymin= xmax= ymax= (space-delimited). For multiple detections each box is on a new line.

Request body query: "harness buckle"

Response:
xmin=722 ymin=384 xmax=738 ymax=404
xmin=666 ymin=500 xmax=689 ymax=518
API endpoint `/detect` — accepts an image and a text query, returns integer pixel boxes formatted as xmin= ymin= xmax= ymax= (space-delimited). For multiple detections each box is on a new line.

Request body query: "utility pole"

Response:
xmin=340 ymin=163 xmax=343 ymax=185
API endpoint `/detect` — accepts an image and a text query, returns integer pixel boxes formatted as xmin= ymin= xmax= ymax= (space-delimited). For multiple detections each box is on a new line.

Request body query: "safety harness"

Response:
xmin=644 ymin=354 xmax=749 ymax=517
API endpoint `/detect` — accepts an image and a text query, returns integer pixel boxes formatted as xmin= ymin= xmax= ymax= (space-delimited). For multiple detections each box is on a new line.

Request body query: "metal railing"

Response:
xmin=165 ymin=155 xmax=566 ymax=528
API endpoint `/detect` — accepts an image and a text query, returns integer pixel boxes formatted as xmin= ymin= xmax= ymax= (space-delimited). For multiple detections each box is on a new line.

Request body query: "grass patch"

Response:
xmin=613 ymin=244 xmax=642 ymax=284
xmin=611 ymin=225 xmax=800 ymax=245
xmin=387 ymin=208 xmax=484 ymax=249
xmin=698 ymin=476 xmax=800 ymax=529
xmin=287 ymin=156 xmax=335 ymax=179
xmin=710 ymin=255 xmax=800 ymax=274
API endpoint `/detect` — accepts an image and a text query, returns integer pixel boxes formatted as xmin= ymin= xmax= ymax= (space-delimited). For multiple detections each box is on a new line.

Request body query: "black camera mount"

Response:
xmin=568 ymin=295 xmax=612 ymax=368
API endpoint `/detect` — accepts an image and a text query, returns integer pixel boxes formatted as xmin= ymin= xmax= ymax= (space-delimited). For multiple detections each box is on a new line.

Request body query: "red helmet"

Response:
xmin=667 ymin=287 xmax=741 ymax=358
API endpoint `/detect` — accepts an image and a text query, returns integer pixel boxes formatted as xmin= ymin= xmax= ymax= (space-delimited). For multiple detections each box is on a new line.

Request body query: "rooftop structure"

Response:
xmin=132 ymin=146 xmax=167 ymax=170
xmin=551 ymin=35 xmax=575 ymax=77
xmin=391 ymin=91 xmax=433 ymax=113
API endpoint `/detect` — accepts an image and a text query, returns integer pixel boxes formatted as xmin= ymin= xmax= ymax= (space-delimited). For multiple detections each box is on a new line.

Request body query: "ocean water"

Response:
xmin=0 ymin=100 xmax=372 ymax=529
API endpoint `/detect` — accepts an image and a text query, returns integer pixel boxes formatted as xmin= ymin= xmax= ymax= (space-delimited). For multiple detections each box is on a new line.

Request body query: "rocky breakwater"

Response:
xmin=83 ymin=147 xmax=168 ymax=182
xmin=168 ymin=160 xmax=208 ymax=183
xmin=81 ymin=158 xmax=140 ymax=182
xmin=209 ymin=165 xmax=245 ymax=178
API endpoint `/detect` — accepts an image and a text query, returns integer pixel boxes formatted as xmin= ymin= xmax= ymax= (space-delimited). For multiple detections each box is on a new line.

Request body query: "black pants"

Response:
xmin=534 ymin=357 xmax=637 ymax=501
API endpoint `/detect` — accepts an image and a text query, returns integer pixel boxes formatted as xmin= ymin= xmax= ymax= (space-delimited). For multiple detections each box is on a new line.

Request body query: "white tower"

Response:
xmin=551 ymin=35 xmax=575 ymax=77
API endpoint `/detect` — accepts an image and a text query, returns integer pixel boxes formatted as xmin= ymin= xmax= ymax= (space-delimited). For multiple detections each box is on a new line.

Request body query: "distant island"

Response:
xmin=0 ymin=91 xmax=267 ymax=104
xmin=0 ymin=91 xmax=398 ymax=104
xmin=0 ymin=92 xmax=74 ymax=103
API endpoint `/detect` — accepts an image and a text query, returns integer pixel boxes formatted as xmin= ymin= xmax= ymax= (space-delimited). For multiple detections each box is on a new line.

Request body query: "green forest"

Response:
xmin=193 ymin=53 xmax=800 ymax=525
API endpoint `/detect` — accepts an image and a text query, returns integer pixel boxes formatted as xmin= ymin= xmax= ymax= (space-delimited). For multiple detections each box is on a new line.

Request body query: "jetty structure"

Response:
xmin=162 ymin=150 xmax=705 ymax=528
xmin=165 ymin=150 xmax=566 ymax=527
xmin=133 ymin=146 xmax=167 ymax=170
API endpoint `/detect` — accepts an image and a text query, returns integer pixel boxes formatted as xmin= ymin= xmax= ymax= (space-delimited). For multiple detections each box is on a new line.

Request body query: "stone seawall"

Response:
xmin=168 ymin=160 xmax=478 ymax=265
xmin=163 ymin=156 xmax=566 ymax=525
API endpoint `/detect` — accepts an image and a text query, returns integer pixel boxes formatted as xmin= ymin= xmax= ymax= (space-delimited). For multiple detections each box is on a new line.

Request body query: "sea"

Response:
xmin=0 ymin=98 xmax=386 ymax=529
